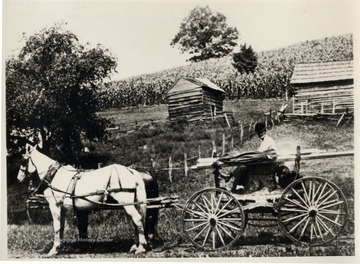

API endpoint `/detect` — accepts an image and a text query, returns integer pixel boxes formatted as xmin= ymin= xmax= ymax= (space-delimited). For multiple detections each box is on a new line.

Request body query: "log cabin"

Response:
xmin=290 ymin=60 xmax=353 ymax=114
xmin=166 ymin=77 xmax=225 ymax=122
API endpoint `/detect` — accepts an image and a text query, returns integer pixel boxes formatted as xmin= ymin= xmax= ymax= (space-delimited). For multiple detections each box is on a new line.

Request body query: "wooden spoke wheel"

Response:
xmin=278 ymin=177 xmax=348 ymax=246
xmin=182 ymin=188 xmax=245 ymax=250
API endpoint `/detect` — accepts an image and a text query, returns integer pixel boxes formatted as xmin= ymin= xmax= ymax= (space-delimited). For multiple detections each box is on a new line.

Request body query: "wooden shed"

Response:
xmin=166 ymin=77 xmax=225 ymax=122
xmin=290 ymin=60 xmax=353 ymax=114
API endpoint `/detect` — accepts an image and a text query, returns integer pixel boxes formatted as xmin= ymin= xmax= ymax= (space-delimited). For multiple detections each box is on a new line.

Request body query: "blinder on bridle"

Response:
xmin=20 ymin=153 xmax=36 ymax=179
xmin=19 ymin=157 xmax=30 ymax=179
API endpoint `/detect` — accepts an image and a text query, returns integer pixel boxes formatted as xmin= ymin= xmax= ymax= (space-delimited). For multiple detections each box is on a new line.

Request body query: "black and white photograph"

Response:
xmin=1 ymin=0 xmax=358 ymax=261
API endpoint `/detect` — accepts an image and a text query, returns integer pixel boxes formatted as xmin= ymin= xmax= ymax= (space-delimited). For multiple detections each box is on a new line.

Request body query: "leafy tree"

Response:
xmin=6 ymin=24 xmax=117 ymax=163
xmin=232 ymin=44 xmax=258 ymax=74
xmin=232 ymin=44 xmax=258 ymax=99
xmin=170 ymin=6 xmax=239 ymax=62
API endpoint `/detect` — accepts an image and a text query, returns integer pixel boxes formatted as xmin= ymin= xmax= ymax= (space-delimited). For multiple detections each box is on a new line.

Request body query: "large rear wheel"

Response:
xmin=278 ymin=177 xmax=348 ymax=246
xmin=182 ymin=188 xmax=246 ymax=250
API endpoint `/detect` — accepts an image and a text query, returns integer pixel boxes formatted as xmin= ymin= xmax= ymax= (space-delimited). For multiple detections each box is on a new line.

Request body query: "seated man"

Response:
xmin=231 ymin=122 xmax=278 ymax=193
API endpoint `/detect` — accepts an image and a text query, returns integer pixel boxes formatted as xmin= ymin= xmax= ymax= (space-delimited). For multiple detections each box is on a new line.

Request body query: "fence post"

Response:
xmin=292 ymin=97 xmax=295 ymax=113
xmin=231 ymin=135 xmax=234 ymax=151
xmin=198 ymin=145 xmax=201 ymax=159
xmin=248 ymin=121 xmax=252 ymax=139
xmin=332 ymin=99 xmax=336 ymax=114
xmin=240 ymin=123 xmax=244 ymax=145
xmin=321 ymin=103 xmax=324 ymax=114
xmin=184 ymin=153 xmax=188 ymax=177
xmin=222 ymin=133 xmax=226 ymax=156
xmin=269 ymin=109 xmax=274 ymax=127
xmin=168 ymin=157 xmax=173 ymax=183
xmin=265 ymin=114 xmax=268 ymax=128
xmin=224 ymin=113 xmax=231 ymax=127
xmin=212 ymin=140 xmax=217 ymax=157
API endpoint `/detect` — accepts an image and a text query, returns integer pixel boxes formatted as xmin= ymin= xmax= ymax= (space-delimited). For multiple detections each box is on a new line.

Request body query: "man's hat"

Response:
xmin=255 ymin=122 xmax=266 ymax=133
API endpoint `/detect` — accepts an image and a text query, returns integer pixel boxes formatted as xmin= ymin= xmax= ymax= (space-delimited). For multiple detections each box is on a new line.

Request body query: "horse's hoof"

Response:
xmin=135 ymin=244 xmax=146 ymax=254
xmin=129 ymin=244 xmax=138 ymax=253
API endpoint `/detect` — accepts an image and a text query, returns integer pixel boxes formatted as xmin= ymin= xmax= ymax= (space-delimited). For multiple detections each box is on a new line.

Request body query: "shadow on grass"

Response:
xmin=55 ymin=239 xmax=135 ymax=255
xmin=8 ymin=208 xmax=52 ymax=225
xmin=233 ymin=233 xmax=291 ymax=247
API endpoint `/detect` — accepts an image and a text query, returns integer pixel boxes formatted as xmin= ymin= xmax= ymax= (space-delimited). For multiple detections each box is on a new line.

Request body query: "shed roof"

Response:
xmin=167 ymin=77 xmax=225 ymax=95
xmin=290 ymin=60 xmax=353 ymax=84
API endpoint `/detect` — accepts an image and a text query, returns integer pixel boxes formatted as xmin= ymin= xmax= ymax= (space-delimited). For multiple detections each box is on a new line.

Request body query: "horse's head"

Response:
xmin=17 ymin=143 xmax=37 ymax=183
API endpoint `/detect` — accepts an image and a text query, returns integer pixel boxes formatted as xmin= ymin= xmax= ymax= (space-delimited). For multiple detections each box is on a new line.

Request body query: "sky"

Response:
xmin=3 ymin=0 xmax=357 ymax=80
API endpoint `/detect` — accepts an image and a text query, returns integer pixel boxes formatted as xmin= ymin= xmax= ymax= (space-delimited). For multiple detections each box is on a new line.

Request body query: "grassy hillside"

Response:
xmin=97 ymin=34 xmax=353 ymax=109
xmin=8 ymin=116 xmax=354 ymax=258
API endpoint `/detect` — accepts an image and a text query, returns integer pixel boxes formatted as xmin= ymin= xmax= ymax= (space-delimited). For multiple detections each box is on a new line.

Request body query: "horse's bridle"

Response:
xmin=20 ymin=153 xmax=38 ymax=179
xmin=19 ymin=156 xmax=30 ymax=179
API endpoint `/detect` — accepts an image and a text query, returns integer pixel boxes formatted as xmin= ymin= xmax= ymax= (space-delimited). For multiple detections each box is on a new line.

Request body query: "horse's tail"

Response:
xmin=138 ymin=171 xmax=160 ymax=242
xmin=130 ymin=168 xmax=160 ymax=243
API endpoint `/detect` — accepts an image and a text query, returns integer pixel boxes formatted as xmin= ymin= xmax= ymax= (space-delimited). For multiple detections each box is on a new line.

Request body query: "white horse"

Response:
xmin=17 ymin=143 xmax=148 ymax=256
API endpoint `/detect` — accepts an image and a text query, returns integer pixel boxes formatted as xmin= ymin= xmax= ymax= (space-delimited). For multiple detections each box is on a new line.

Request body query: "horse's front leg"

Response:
xmin=47 ymin=201 xmax=63 ymax=257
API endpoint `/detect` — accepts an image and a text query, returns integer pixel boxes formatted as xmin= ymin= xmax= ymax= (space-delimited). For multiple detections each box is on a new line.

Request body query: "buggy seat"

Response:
xmin=231 ymin=162 xmax=280 ymax=193
xmin=218 ymin=151 xmax=281 ymax=193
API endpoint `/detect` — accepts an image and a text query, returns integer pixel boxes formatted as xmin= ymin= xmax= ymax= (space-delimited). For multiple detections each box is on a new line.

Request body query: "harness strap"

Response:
xmin=126 ymin=167 xmax=137 ymax=201
xmin=37 ymin=171 xmax=137 ymax=198
xmin=70 ymin=172 xmax=82 ymax=211
xmin=73 ymin=188 xmax=136 ymax=198
xmin=113 ymin=165 xmax=123 ymax=190
xmin=32 ymin=162 xmax=62 ymax=195
xmin=80 ymin=195 xmax=144 ymax=207
xmin=31 ymin=163 xmax=138 ymax=208
xmin=44 ymin=162 xmax=62 ymax=182
xmin=102 ymin=166 xmax=114 ymax=203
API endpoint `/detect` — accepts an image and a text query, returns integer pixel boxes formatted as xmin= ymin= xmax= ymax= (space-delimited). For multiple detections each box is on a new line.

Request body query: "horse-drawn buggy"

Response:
xmin=18 ymin=141 xmax=353 ymax=255
xmin=182 ymin=147 xmax=353 ymax=250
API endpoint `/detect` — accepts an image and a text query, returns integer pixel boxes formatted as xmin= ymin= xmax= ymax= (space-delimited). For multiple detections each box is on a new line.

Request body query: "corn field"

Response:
xmin=96 ymin=34 xmax=352 ymax=109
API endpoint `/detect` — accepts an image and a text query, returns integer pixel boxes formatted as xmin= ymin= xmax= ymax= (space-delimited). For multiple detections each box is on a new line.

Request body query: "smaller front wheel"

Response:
xmin=278 ymin=177 xmax=348 ymax=246
xmin=182 ymin=188 xmax=245 ymax=250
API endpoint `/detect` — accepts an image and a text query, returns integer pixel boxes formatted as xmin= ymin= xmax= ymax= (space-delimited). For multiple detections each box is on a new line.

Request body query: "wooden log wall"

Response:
xmin=202 ymin=88 xmax=224 ymax=117
xmin=167 ymin=87 xmax=204 ymax=121
xmin=293 ymin=82 xmax=353 ymax=114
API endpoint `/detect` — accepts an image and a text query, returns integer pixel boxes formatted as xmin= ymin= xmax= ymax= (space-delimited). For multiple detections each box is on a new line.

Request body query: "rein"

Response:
xmin=30 ymin=161 xmax=136 ymax=207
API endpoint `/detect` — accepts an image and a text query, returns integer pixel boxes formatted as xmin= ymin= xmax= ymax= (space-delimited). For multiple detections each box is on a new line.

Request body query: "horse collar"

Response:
xmin=43 ymin=162 xmax=62 ymax=184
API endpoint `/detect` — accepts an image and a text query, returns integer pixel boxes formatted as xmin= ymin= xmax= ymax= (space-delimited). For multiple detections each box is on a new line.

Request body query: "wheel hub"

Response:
xmin=308 ymin=205 xmax=318 ymax=218
xmin=209 ymin=215 xmax=217 ymax=226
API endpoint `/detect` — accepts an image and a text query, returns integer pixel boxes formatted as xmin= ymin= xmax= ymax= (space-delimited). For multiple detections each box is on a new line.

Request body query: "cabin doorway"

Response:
xmin=210 ymin=104 xmax=217 ymax=119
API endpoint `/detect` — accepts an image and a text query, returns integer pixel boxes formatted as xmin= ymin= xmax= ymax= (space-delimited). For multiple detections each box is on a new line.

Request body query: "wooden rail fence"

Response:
xmin=160 ymin=107 xmax=287 ymax=183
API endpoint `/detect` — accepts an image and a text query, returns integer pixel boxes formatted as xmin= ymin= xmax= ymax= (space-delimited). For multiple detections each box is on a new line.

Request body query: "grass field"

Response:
xmin=7 ymin=100 xmax=354 ymax=258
